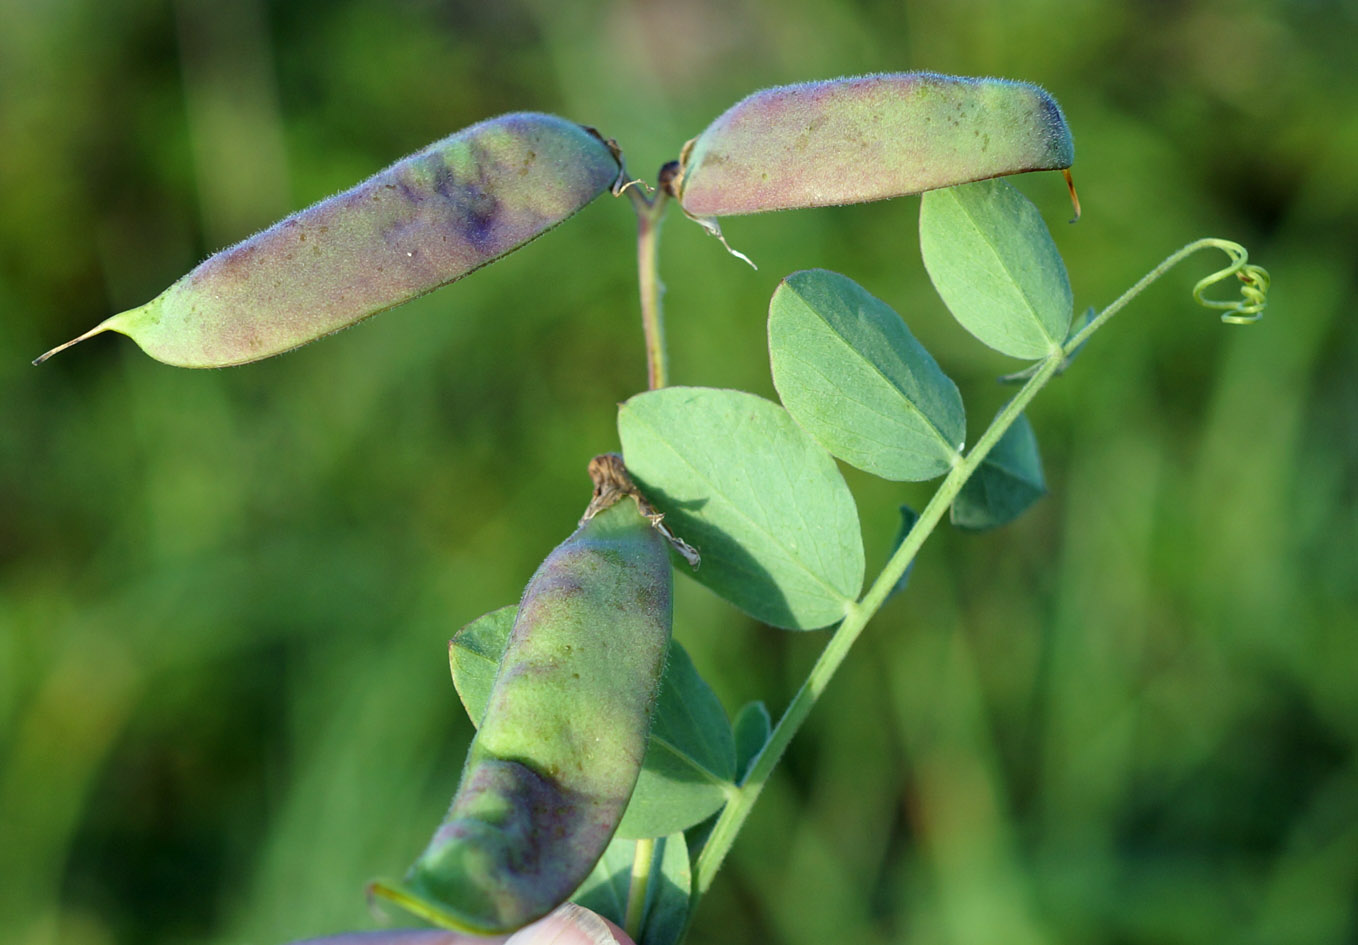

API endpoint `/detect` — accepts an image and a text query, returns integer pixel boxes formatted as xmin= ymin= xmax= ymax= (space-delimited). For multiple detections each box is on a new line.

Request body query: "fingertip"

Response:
xmin=285 ymin=930 xmax=506 ymax=945
xmin=504 ymin=904 xmax=635 ymax=945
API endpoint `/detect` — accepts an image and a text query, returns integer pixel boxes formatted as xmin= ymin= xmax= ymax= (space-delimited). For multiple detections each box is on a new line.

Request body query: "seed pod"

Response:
xmin=674 ymin=72 xmax=1074 ymax=218
xmin=372 ymin=455 xmax=695 ymax=934
xmin=36 ymin=113 xmax=622 ymax=368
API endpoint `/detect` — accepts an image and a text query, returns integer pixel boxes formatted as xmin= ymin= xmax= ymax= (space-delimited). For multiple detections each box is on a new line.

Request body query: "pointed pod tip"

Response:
xmin=33 ymin=321 xmax=112 ymax=365
xmin=1063 ymin=169 xmax=1081 ymax=223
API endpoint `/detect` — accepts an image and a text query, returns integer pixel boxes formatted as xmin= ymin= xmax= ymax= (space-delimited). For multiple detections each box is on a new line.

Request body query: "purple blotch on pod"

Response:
xmin=372 ymin=455 xmax=688 ymax=934
xmin=36 ymin=112 xmax=621 ymax=367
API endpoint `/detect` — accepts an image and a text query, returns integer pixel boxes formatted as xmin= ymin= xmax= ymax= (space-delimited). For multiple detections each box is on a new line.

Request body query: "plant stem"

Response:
xmin=630 ymin=186 xmax=671 ymax=390
xmin=1064 ymin=238 xmax=1262 ymax=352
xmin=624 ymin=837 xmax=656 ymax=939
xmin=682 ymin=236 xmax=1267 ymax=919
xmin=689 ymin=351 xmax=1066 ymax=901
xmin=616 ymin=181 xmax=670 ymax=944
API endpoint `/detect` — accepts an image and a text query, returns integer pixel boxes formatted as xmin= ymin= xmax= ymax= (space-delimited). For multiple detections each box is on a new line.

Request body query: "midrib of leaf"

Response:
xmin=950 ymin=189 xmax=1061 ymax=351
xmin=784 ymin=349 xmax=953 ymax=461
xmin=782 ymin=288 xmax=960 ymax=455
xmin=647 ymin=733 xmax=731 ymax=786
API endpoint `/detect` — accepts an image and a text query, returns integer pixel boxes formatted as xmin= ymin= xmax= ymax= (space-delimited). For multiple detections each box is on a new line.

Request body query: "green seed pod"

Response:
xmin=36 ymin=113 xmax=622 ymax=368
xmin=373 ymin=455 xmax=696 ymax=934
xmin=674 ymin=72 xmax=1074 ymax=218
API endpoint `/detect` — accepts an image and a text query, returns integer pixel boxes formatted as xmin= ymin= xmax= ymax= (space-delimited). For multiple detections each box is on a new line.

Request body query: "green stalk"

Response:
xmin=629 ymin=186 xmax=671 ymax=390
xmin=685 ymin=236 xmax=1267 ymax=914
xmin=1065 ymin=238 xmax=1265 ymax=353
xmin=690 ymin=351 xmax=1065 ymax=900
xmin=615 ymin=180 xmax=671 ymax=944
xmin=624 ymin=837 xmax=656 ymax=939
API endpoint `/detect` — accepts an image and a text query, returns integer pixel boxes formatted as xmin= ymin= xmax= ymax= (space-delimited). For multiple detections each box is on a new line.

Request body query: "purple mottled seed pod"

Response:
xmin=373 ymin=455 xmax=690 ymax=934
xmin=676 ymin=72 xmax=1073 ymax=218
xmin=37 ymin=113 xmax=621 ymax=368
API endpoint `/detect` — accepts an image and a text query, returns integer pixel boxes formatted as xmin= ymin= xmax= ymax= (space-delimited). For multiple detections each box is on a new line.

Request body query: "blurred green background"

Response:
xmin=2 ymin=1 xmax=1355 ymax=943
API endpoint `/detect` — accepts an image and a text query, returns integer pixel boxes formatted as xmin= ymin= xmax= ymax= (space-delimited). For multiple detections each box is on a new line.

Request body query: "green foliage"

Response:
xmin=886 ymin=506 xmax=920 ymax=601
xmin=3 ymin=6 xmax=1349 ymax=945
xmin=618 ymin=387 xmax=864 ymax=631
xmin=731 ymin=701 xmax=772 ymax=783
xmin=619 ymin=643 xmax=735 ymax=840
xmin=448 ymin=605 xmax=516 ymax=722
xmin=769 ymin=269 xmax=964 ymax=480
xmin=384 ymin=116 xmax=1272 ymax=939
xmin=950 ymin=413 xmax=1046 ymax=530
xmin=574 ymin=833 xmax=690 ymax=945
xmin=919 ymin=178 xmax=1073 ymax=358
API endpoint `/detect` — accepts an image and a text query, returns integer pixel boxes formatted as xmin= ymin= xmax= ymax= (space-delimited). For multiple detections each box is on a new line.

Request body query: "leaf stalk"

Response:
xmin=688 ymin=352 xmax=1066 ymax=905
xmin=684 ymin=235 xmax=1269 ymax=926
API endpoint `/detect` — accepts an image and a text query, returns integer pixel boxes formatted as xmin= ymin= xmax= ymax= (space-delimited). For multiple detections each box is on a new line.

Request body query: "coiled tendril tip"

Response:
xmin=1192 ymin=240 xmax=1268 ymax=325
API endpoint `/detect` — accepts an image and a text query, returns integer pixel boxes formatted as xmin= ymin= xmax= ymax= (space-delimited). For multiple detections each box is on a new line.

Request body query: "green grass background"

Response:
xmin=2 ymin=1 xmax=1355 ymax=943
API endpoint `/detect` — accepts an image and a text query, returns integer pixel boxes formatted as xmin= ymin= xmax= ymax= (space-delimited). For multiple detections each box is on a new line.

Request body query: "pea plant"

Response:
xmin=37 ymin=73 xmax=1268 ymax=944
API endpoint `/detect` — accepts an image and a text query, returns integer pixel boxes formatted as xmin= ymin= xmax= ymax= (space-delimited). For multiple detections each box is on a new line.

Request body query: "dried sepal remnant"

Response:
xmin=675 ymin=72 xmax=1074 ymax=218
xmin=37 ymin=113 xmax=622 ymax=368
xmin=373 ymin=455 xmax=688 ymax=934
xmin=584 ymin=453 xmax=701 ymax=568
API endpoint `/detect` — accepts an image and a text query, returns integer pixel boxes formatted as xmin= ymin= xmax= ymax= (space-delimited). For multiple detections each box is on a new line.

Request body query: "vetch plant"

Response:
xmin=36 ymin=72 xmax=1269 ymax=945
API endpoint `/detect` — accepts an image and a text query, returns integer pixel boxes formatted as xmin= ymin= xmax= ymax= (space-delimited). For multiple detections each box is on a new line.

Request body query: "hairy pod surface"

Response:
xmin=37 ymin=113 xmax=620 ymax=367
xmin=381 ymin=456 xmax=675 ymax=933
xmin=675 ymin=72 xmax=1073 ymax=217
